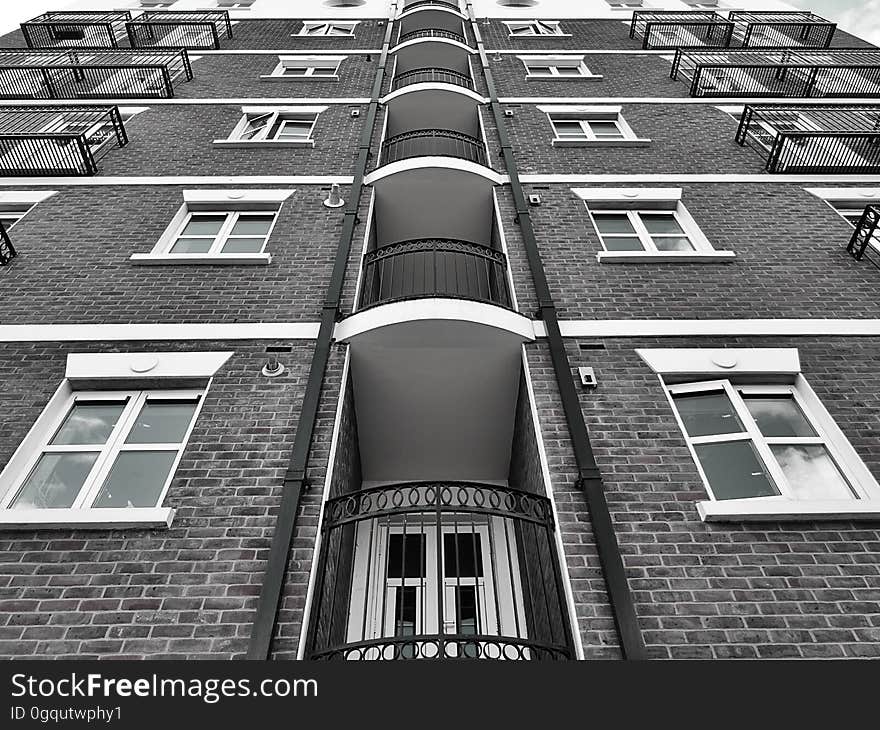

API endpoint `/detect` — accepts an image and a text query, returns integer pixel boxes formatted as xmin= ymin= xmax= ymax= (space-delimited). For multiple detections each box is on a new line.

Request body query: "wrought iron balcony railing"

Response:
xmin=381 ymin=128 xmax=487 ymax=166
xmin=402 ymin=0 xmax=461 ymax=10
xmin=21 ymin=11 xmax=132 ymax=49
xmin=126 ymin=11 xmax=233 ymax=50
xmin=306 ymin=482 xmax=574 ymax=661
xmin=736 ymin=105 xmax=880 ymax=174
xmin=359 ymin=239 xmax=511 ymax=309
xmin=392 ymin=67 xmax=474 ymax=91
xmin=728 ymin=11 xmax=836 ymax=49
xmin=0 ymin=220 xmax=14 ymax=266
xmin=630 ymin=11 xmax=734 ymax=50
xmin=671 ymin=48 xmax=880 ymax=98
xmin=397 ymin=29 xmax=468 ymax=46
xmin=0 ymin=49 xmax=193 ymax=99
xmin=848 ymin=204 xmax=880 ymax=262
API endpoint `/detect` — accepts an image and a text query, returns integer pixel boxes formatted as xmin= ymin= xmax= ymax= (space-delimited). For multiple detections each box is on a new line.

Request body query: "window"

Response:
xmin=590 ymin=210 xmax=700 ymax=252
xmin=0 ymin=191 xmax=55 ymax=231
xmin=165 ymin=210 xmax=277 ymax=256
xmin=827 ymin=198 xmax=878 ymax=228
xmin=0 ymin=203 xmax=34 ymax=230
xmin=299 ymin=21 xmax=357 ymax=36
xmin=219 ymin=107 xmax=324 ymax=146
xmin=505 ymin=21 xmax=564 ymax=36
xmin=807 ymin=189 xmax=880 ymax=254
xmin=522 ymin=56 xmax=599 ymax=80
xmin=264 ymin=56 xmax=344 ymax=81
xmin=544 ymin=106 xmax=647 ymax=147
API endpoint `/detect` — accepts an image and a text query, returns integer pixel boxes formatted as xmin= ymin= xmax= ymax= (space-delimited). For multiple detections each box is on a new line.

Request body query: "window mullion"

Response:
xmin=629 ymin=211 xmax=655 ymax=252
xmin=213 ymin=212 xmax=238 ymax=254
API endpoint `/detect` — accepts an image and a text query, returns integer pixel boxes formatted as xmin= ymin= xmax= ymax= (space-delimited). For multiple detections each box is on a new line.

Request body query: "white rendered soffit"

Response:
xmin=0 ymin=98 xmax=371 ymax=105
xmin=0 ymin=176 xmax=355 ymax=186
xmin=534 ymin=320 xmax=880 ymax=338
xmin=65 ymin=351 xmax=234 ymax=382
xmin=634 ymin=347 xmax=800 ymax=378
xmin=363 ymin=158 xmax=505 ymax=185
xmin=380 ymin=84 xmax=488 ymax=105
xmin=0 ymin=323 xmax=321 ymax=342
xmin=804 ymin=187 xmax=880 ymax=201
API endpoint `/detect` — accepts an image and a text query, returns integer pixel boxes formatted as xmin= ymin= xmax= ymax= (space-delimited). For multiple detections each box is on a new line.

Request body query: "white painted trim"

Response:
xmin=364 ymin=157 xmax=504 ymax=185
xmin=0 ymin=177 xmax=354 ymax=186
xmin=397 ymin=4 xmax=466 ymax=21
xmin=573 ymin=187 xmax=682 ymax=203
xmin=391 ymin=36 xmax=476 ymax=54
xmin=350 ymin=188 xmax=375 ymax=311
xmin=240 ymin=104 xmax=329 ymax=115
xmin=492 ymin=187 xmax=519 ymax=312
xmin=0 ymin=507 xmax=176 ymax=530
xmin=0 ymin=323 xmax=321 ymax=342
xmin=698 ymin=498 xmax=880 ymax=522
xmin=635 ymin=348 xmax=801 ymax=377
xmin=804 ymin=187 xmax=880 ymax=202
xmin=0 ymin=98 xmax=371 ymax=106
xmin=212 ymin=140 xmax=315 ymax=149
xmin=131 ymin=253 xmax=272 ymax=265
xmin=0 ymin=190 xmax=57 ymax=205
xmin=174 ymin=50 xmax=381 ymax=56
xmin=526 ymin=175 xmax=880 ymax=184
xmin=538 ymin=104 xmax=623 ymax=115
xmin=65 ymin=351 xmax=233 ymax=381
xmin=598 ymin=250 xmax=734 ymax=263
xmin=553 ymin=138 xmax=650 ymax=148
xmin=333 ymin=299 xmax=535 ymax=343
xmin=182 ymin=189 xmax=295 ymax=204
xmin=535 ymin=319 xmax=880 ymax=338
xmin=499 ymin=97 xmax=880 ymax=105
xmin=380 ymin=83 xmax=487 ymax=106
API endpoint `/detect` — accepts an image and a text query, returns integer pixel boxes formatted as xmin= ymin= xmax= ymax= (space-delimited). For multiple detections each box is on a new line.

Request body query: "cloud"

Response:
xmin=789 ymin=0 xmax=880 ymax=46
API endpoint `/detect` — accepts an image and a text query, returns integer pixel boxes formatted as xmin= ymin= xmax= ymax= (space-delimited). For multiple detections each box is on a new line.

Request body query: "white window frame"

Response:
xmin=130 ymin=189 xmax=294 ymax=266
xmin=263 ymin=55 xmax=344 ymax=82
xmin=0 ymin=191 xmax=55 ymax=230
xmin=298 ymin=21 xmax=358 ymax=37
xmin=541 ymin=106 xmax=647 ymax=147
xmin=520 ymin=55 xmax=601 ymax=81
xmin=574 ymin=188 xmax=734 ymax=263
xmin=504 ymin=20 xmax=567 ymax=37
xmin=807 ymin=188 xmax=880 ymax=255
xmin=215 ymin=106 xmax=326 ymax=148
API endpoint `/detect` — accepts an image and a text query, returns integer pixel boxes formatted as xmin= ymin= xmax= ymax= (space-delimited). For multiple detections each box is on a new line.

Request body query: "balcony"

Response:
xmin=381 ymin=128 xmax=487 ymax=166
xmin=21 ymin=11 xmax=132 ymax=49
xmin=126 ymin=11 xmax=233 ymax=50
xmin=736 ymin=105 xmax=880 ymax=173
xmin=728 ymin=11 xmax=836 ymax=48
xmin=0 ymin=105 xmax=127 ymax=176
xmin=307 ymin=482 xmax=573 ymax=660
xmin=360 ymin=238 xmax=511 ymax=310
xmin=630 ymin=11 xmax=734 ymax=50
xmin=391 ymin=67 xmax=473 ymax=91
xmin=0 ymin=221 xmax=14 ymax=265
xmin=847 ymin=204 xmax=880 ymax=262
xmin=0 ymin=49 xmax=192 ymax=99
xmin=671 ymin=49 xmax=880 ymax=98
xmin=398 ymin=28 xmax=468 ymax=46
xmin=401 ymin=0 xmax=462 ymax=11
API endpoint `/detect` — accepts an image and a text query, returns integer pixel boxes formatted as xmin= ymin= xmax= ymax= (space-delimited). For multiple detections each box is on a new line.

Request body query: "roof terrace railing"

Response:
xmin=391 ymin=66 xmax=474 ymax=91
xmin=735 ymin=104 xmax=880 ymax=173
xmin=0 ymin=49 xmax=192 ymax=99
xmin=0 ymin=105 xmax=127 ymax=176
xmin=0 ymin=220 xmax=14 ymax=265
xmin=671 ymin=48 xmax=880 ymax=98
xmin=630 ymin=11 xmax=734 ymax=50
xmin=21 ymin=11 xmax=132 ymax=49
xmin=126 ymin=10 xmax=233 ymax=50
xmin=729 ymin=11 xmax=836 ymax=49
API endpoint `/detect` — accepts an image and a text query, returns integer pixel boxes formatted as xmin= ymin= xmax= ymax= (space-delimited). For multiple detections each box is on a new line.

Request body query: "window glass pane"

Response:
xmin=230 ymin=215 xmax=273 ymax=236
xmin=313 ymin=66 xmax=337 ymax=75
xmin=276 ymin=121 xmax=312 ymax=139
xmin=12 ymin=452 xmax=99 ymax=509
xmin=170 ymin=237 xmax=214 ymax=254
xmin=673 ymin=390 xmax=744 ymax=437
xmin=444 ymin=533 xmax=483 ymax=578
xmin=387 ymin=533 xmax=425 ymax=578
xmin=588 ymin=121 xmax=623 ymax=138
xmin=593 ymin=213 xmax=636 ymax=235
xmin=528 ymin=65 xmax=553 ymax=75
xmin=742 ymin=394 xmax=816 ymax=438
xmin=221 ymin=237 xmax=265 ymax=253
xmin=456 ymin=585 xmax=479 ymax=635
xmin=602 ymin=236 xmax=643 ymax=251
xmin=653 ymin=236 xmax=695 ymax=252
xmin=394 ymin=586 xmax=418 ymax=637
xmin=91 ymin=451 xmax=177 ymax=508
xmin=695 ymin=441 xmax=779 ymax=500
xmin=556 ymin=65 xmax=582 ymax=76
xmin=771 ymin=445 xmax=855 ymax=500
xmin=51 ymin=402 xmax=125 ymax=445
xmin=281 ymin=66 xmax=308 ymax=76
xmin=181 ymin=215 xmax=225 ymax=236
xmin=640 ymin=213 xmax=684 ymax=235
xmin=125 ymin=401 xmax=197 ymax=444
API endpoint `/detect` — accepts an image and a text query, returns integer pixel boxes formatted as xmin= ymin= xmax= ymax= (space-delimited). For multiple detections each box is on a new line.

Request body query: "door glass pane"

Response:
xmin=221 ymin=238 xmax=266 ymax=254
xmin=12 ymin=452 xmax=99 ymax=509
xmin=125 ymin=400 xmax=197 ymax=444
xmin=170 ymin=237 xmax=213 ymax=254
xmin=742 ymin=394 xmax=816 ymax=438
xmin=394 ymin=586 xmax=418 ymax=637
xmin=673 ymin=391 xmax=744 ymax=437
xmin=653 ymin=236 xmax=695 ymax=252
xmin=456 ymin=586 xmax=479 ymax=635
xmin=387 ymin=533 xmax=426 ymax=578
xmin=771 ymin=445 xmax=855 ymax=500
xmin=639 ymin=213 xmax=684 ymax=235
xmin=90 ymin=451 xmax=177 ymax=508
xmin=181 ymin=215 xmax=225 ymax=236
xmin=695 ymin=441 xmax=779 ymax=500
xmin=444 ymin=533 xmax=483 ymax=578
xmin=50 ymin=402 xmax=125 ymax=445
xmin=592 ymin=213 xmax=636 ymax=235
xmin=230 ymin=215 xmax=274 ymax=236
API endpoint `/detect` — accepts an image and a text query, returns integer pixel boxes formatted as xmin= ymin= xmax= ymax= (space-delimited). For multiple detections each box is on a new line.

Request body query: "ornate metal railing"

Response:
xmin=381 ymin=128 xmax=487 ymax=166
xmin=671 ymin=48 xmax=880 ymax=98
xmin=630 ymin=11 xmax=733 ymax=50
xmin=22 ymin=11 xmax=131 ymax=49
xmin=402 ymin=0 xmax=461 ymax=11
xmin=0 ymin=105 xmax=128 ymax=176
xmin=0 ymin=49 xmax=193 ymax=99
xmin=306 ymin=482 xmax=574 ymax=661
xmin=0 ymin=220 xmax=15 ymax=265
xmin=735 ymin=105 xmax=880 ymax=173
xmin=392 ymin=67 xmax=473 ymax=91
xmin=398 ymin=29 xmax=468 ymax=45
xmin=359 ymin=239 xmax=511 ymax=309
xmin=126 ymin=10 xmax=233 ymax=50
xmin=848 ymin=204 xmax=880 ymax=262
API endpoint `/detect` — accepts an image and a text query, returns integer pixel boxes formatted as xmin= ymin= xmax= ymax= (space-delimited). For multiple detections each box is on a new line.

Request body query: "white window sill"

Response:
xmin=698 ymin=499 xmax=880 ymax=523
xmin=552 ymin=138 xmax=650 ymax=148
xmin=597 ymin=250 xmax=734 ymax=263
xmin=508 ymin=33 xmax=573 ymax=38
xmin=527 ymin=75 xmax=603 ymax=81
xmin=0 ymin=507 xmax=175 ymax=530
xmin=130 ymin=253 xmax=272 ymax=265
xmin=213 ymin=139 xmax=315 ymax=149
xmin=260 ymin=75 xmax=339 ymax=82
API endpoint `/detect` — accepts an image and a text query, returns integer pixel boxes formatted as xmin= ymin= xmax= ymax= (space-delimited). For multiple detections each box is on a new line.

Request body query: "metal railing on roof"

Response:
xmin=630 ymin=11 xmax=733 ymax=50
xmin=21 ymin=11 xmax=132 ymax=49
xmin=126 ymin=10 xmax=233 ymax=50
xmin=728 ymin=10 xmax=836 ymax=49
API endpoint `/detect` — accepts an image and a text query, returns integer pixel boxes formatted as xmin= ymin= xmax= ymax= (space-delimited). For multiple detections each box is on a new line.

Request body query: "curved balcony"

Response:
xmin=381 ymin=128 xmax=487 ymax=166
xmin=392 ymin=66 xmax=473 ymax=91
xmin=360 ymin=239 xmax=511 ymax=310
xmin=398 ymin=28 xmax=468 ymax=46
xmin=306 ymin=482 xmax=574 ymax=661
xmin=403 ymin=0 xmax=462 ymax=10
